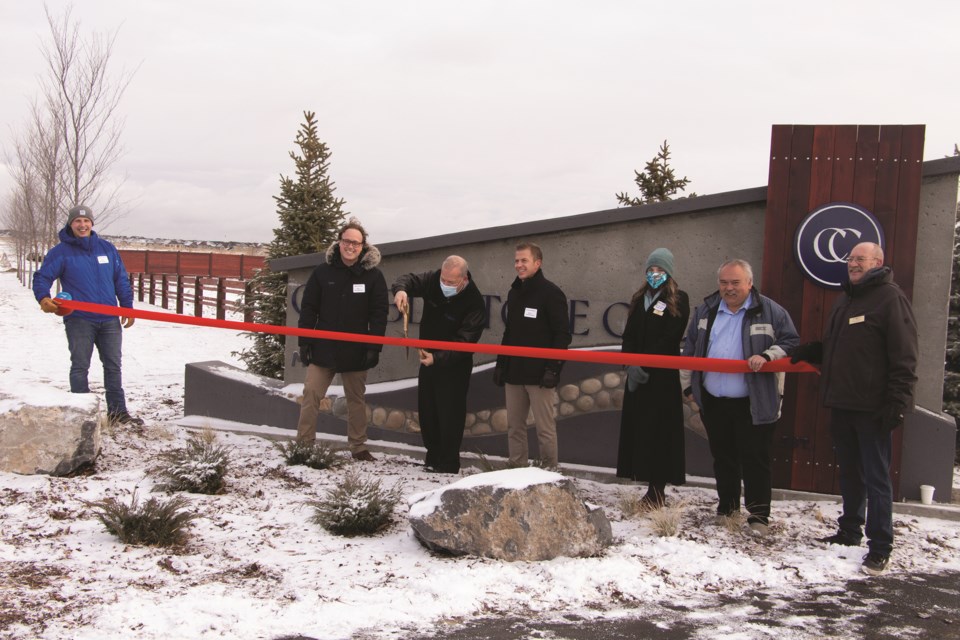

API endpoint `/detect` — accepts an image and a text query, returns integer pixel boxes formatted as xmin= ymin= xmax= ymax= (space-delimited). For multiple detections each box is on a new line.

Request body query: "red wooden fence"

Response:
xmin=119 ymin=250 xmax=264 ymax=322
xmin=118 ymin=250 xmax=265 ymax=279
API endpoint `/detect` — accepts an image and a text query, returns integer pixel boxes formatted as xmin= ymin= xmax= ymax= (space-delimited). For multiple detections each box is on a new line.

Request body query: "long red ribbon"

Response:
xmin=56 ymin=299 xmax=817 ymax=374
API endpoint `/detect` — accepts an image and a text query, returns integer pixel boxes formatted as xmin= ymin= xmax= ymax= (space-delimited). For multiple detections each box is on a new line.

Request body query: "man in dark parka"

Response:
xmin=392 ymin=255 xmax=486 ymax=474
xmin=296 ymin=218 xmax=388 ymax=460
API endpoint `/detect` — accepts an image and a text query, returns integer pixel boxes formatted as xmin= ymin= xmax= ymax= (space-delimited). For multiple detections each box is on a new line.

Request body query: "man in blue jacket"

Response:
xmin=683 ymin=259 xmax=798 ymax=535
xmin=33 ymin=205 xmax=142 ymax=426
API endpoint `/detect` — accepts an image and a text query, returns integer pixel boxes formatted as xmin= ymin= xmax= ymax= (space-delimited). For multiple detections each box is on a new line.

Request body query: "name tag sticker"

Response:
xmin=653 ymin=301 xmax=667 ymax=312
xmin=97 ymin=255 xmax=109 ymax=264
xmin=353 ymin=284 xmax=366 ymax=293
xmin=849 ymin=315 xmax=865 ymax=325
xmin=524 ymin=307 xmax=538 ymax=319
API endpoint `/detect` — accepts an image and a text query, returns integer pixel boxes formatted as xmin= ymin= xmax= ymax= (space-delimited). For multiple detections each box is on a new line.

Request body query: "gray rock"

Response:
xmin=408 ymin=468 xmax=612 ymax=561
xmin=0 ymin=393 xmax=102 ymax=476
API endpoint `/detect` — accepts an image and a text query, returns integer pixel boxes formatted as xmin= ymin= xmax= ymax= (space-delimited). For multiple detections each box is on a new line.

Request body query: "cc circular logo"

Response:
xmin=794 ymin=202 xmax=884 ymax=289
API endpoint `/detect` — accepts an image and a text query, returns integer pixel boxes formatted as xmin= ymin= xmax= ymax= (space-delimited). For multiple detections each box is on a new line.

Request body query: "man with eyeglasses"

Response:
xmin=791 ymin=242 xmax=918 ymax=576
xmin=296 ymin=217 xmax=388 ymax=461
xmin=391 ymin=256 xmax=486 ymax=473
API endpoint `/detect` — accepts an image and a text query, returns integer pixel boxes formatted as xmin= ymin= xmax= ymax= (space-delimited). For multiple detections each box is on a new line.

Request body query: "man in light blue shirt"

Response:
xmin=683 ymin=259 xmax=799 ymax=535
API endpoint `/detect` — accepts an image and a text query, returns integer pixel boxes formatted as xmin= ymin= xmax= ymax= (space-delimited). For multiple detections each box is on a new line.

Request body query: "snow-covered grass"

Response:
xmin=2 ymin=264 xmax=960 ymax=640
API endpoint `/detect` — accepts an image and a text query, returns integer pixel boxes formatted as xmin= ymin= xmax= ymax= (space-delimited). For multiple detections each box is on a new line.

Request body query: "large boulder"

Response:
xmin=0 ymin=386 xmax=101 ymax=476
xmin=408 ymin=468 xmax=612 ymax=561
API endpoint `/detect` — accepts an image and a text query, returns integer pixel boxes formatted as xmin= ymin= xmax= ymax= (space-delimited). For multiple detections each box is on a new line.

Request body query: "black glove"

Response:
xmin=363 ymin=349 xmax=380 ymax=369
xmin=540 ymin=369 xmax=559 ymax=389
xmin=299 ymin=346 xmax=312 ymax=367
xmin=492 ymin=367 xmax=505 ymax=387
xmin=790 ymin=342 xmax=823 ymax=365
xmin=625 ymin=366 xmax=649 ymax=392
xmin=878 ymin=403 xmax=905 ymax=433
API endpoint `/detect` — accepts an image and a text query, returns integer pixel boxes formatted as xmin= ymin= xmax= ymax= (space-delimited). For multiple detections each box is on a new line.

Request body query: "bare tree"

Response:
xmin=3 ymin=97 xmax=66 ymax=283
xmin=2 ymin=4 xmax=134 ymax=283
xmin=39 ymin=3 xmax=134 ymax=229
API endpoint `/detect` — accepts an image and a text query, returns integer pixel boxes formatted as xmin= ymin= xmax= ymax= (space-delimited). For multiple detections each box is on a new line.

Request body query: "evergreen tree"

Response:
xmin=236 ymin=111 xmax=346 ymax=378
xmin=616 ymin=140 xmax=694 ymax=207
xmin=942 ymin=144 xmax=960 ymax=462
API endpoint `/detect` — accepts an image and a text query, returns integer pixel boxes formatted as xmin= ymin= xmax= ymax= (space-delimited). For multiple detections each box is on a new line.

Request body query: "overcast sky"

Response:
xmin=2 ymin=1 xmax=958 ymax=244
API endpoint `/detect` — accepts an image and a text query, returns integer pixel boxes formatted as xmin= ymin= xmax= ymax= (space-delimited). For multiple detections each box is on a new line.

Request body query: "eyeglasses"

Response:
xmin=846 ymin=256 xmax=875 ymax=264
xmin=339 ymin=239 xmax=363 ymax=249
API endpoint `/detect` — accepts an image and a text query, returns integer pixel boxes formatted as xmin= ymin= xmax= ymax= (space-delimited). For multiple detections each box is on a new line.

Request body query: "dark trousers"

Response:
xmin=701 ymin=392 xmax=776 ymax=525
xmin=418 ymin=361 xmax=472 ymax=473
xmin=830 ymin=409 xmax=894 ymax=556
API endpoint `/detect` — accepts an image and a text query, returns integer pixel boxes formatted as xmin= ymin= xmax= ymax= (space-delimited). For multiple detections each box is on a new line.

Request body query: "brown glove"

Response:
xmin=40 ymin=297 xmax=59 ymax=313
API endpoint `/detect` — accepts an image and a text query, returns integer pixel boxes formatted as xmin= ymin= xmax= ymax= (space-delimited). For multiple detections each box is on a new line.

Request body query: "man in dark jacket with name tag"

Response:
xmin=791 ymin=242 xmax=918 ymax=577
xmin=392 ymin=256 xmax=486 ymax=474
xmin=296 ymin=218 xmax=388 ymax=461
xmin=494 ymin=241 xmax=571 ymax=468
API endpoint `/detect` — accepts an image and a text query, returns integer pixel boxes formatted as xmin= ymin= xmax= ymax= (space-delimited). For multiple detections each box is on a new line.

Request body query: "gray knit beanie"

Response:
xmin=67 ymin=205 xmax=95 ymax=226
xmin=644 ymin=247 xmax=675 ymax=278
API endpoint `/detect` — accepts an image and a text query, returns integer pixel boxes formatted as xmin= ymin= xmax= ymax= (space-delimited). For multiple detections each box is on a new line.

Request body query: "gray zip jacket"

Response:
xmin=682 ymin=288 xmax=799 ymax=425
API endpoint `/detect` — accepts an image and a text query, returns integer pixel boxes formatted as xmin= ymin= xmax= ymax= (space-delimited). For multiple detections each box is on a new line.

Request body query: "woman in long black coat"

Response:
xmin=616 ymin=247 xmax=690 ymax=507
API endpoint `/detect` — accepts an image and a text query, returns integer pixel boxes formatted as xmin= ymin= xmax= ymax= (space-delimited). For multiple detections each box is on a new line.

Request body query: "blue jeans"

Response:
xmin=830 ymin=409 xmax=894 ymax=556
xmin=64 ymin=316 xmax=127 ymax=415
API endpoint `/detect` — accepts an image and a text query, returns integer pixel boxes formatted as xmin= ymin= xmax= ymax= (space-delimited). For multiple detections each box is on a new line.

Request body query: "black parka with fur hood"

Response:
xmin=298 ymin=241 xmax=388 ymax=372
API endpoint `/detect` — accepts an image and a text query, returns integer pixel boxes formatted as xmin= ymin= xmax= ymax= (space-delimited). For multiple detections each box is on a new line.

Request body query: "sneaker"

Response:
xmin=861 ymin=552 xmax=889 ymax=576
xmin=818 ymin=532 xmax=861 ymax=547
xmin=748 ymin=522 xmax=769 ymax=536
xmin=108 ymin=411 xmax=144 ymax=426
xmin=351 ymin=450 xmax=376 ymax=462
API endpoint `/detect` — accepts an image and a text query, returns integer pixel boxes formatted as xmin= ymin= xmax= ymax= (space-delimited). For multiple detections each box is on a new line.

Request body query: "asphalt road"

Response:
xmin=406 ymin=570 xmax=960 ymax=639
xmin=271 ymin=569 xmax=960 ymax=640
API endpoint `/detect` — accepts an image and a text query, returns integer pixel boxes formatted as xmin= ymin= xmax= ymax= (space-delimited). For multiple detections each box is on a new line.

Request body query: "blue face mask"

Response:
xmin=440 ymin=282 xmax=460 ymax=298
xmin=646 ymin=271 xmax=668 ymax=289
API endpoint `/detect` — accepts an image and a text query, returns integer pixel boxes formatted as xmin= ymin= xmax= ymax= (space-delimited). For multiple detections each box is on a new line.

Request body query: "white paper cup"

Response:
xmin=919 ymin=484 xmax=935 ymax=505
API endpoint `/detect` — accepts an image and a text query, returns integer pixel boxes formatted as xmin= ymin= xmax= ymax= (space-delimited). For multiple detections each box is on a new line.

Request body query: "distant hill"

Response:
xmin=0 ymin=229 xmax=268 ymax=256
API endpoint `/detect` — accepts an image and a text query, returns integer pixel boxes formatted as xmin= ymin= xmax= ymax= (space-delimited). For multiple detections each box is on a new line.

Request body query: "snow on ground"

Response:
xmin=2 ymin=265 xmax=960 ymax=640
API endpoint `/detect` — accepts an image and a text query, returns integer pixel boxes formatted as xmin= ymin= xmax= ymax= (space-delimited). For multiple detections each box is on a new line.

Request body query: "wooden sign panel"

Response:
xmin=761 ymin=124 xmax=924 ymax=498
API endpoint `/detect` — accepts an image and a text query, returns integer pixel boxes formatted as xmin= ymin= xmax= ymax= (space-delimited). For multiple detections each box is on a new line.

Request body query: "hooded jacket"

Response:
xmin=683 ymin=287 xmax=799 ymax=425
xmin=820 ymin=266 xmax=918 ymax=412
xmin=32 ymin=226 xmax=134 ymax=323
xmin=298 ymin=241 xmax=388 ymax=372
xmin=390 ymin=269 xmax=485 ymax=368
xmin=496 ymin=269 xmax=571 ymax=385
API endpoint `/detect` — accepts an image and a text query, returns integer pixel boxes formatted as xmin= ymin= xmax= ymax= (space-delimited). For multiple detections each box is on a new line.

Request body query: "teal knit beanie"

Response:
xmin=645 ymin=247 xmax=675 ymax=278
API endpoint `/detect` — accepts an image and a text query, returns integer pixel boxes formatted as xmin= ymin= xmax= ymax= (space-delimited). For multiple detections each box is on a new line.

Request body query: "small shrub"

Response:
xmin=152 ymin=430 xmax=231 ymax=494
xmin=618 ymin=490 xmax=646 ymax=518
xmin=306 ymin=471 xmax=403 ymax=536
xmin=87 ymin=491 xmax=198 ymax=547
xmin=646 ymin=500 xmax=688 ymax=537
xmin=275 ymin=440 xmax=347 ymax=470
xmin=716 ymin=511 xmax=747 ymax=533
xmin=474 ymin=451 xmax=499 ymax=472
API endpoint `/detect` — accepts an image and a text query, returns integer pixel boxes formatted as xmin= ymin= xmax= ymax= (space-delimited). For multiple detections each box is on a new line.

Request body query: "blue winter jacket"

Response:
xmin=33 ymin=226 xmax=134 ymax=323
xmin=682 ymin=288 xmax=799 ymax=425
